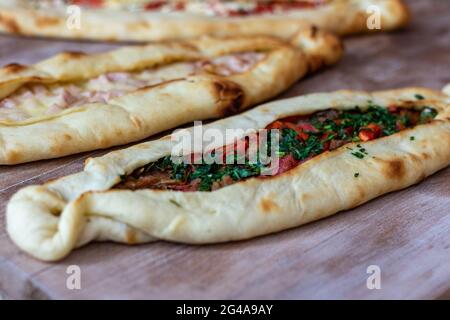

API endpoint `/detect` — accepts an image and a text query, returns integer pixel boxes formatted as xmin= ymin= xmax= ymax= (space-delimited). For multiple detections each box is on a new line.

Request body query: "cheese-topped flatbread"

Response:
xmin=0 ymin=0 xmax=410 ymax=41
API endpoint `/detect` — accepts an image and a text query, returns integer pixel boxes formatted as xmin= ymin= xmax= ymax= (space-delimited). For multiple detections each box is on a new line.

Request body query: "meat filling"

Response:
xmin=115 ymin=103 xmax=438 ymax=192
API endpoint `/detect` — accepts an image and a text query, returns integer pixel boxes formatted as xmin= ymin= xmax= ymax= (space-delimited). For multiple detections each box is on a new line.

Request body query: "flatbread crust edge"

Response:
xmin=7 ymin=87 xmax=450 ymax=261
xmin=0 ymin=0 xmax=410 ymax=41
xmin=0 ymin=30 xmax=343 ymax=164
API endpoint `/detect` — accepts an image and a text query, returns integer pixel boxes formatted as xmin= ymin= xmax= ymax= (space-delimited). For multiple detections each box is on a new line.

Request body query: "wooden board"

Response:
xmin=1 ymin=0 xmax=449 ymax=299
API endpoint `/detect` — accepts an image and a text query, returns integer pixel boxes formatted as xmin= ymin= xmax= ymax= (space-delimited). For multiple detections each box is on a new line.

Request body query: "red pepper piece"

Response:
xmin=388 ymin=105 xmax=398 ymax=113
xmin=358 ymin=123 xmax=381 ymax=141
xmin=266 ymin=120 xmax=284 ymax=130
xmin=144 ymin=0 xmax=166 ymax=10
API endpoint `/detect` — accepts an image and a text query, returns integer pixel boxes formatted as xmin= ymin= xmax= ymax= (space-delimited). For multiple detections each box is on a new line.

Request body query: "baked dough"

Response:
xmin=0 ymin=0 xmax=410 ymax=41
xmin=7 ymin=87 xmax=450 ymax=261
xmin=0 ymin=30 xmax=343 ymax=164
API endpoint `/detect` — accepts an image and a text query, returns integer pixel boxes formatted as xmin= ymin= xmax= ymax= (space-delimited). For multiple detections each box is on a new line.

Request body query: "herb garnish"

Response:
xmin=415 ymin=94 xmax=425 ymax=100
xmin=351 ymin=151 xmax=365 ymax=159
xmin=169 ymin=199 xmax=182 ymax=207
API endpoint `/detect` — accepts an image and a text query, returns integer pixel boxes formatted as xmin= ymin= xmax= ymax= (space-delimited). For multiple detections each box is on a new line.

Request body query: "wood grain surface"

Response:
xmin=0 ymin=0 xmax=449 ymax=299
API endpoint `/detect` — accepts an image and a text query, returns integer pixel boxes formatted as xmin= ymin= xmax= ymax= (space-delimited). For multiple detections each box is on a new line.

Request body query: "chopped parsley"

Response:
xmin=415 ymin=94 xmax=425 ymax=100
xmin=169 ymin=199 xmax=182 ymax=207
xmin=351 ymin=151 xmax=365 ymax=159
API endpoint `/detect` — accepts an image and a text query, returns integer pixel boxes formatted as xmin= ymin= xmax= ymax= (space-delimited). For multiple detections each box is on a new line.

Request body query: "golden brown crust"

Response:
xmin=0 ymin=0 xmax=410 ymax=41
xmin=0 ymin=32 xmax=342 ymax=164
xmin=6 ymin=87 xmax=450 ymax=261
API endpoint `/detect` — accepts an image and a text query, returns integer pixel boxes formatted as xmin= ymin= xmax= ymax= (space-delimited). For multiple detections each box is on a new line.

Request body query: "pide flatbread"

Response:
xmin=7 ymin=87 xmax=450 ymax=261
xmin=0 ymin=0 xmax=410 ymax=41
xmin=0 ymin=30 xmax=343 ymax=164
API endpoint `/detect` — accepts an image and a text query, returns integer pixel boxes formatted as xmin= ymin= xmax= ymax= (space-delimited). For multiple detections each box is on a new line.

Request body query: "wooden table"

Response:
xmin=1 ymin=0 xmax=449 ymax=299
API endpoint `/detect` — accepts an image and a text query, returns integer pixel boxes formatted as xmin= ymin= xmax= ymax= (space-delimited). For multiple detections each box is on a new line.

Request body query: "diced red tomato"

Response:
xmin=267 ymin=118 xmax=318 ymax=133
xmin=298 ymin=131 xmax=309 ymax=141
xmin=358 ymin=129 xmax=374 ymax=141
xmin=72 ymin=0 xmax=103 ymax=7
xmin=144 ymin=1 xmax=166 ymax=10
xmin=267 ymin=121 xmax=310 ymax=141
xmin=284 ymin=123 xmax=310 ymax=140
xmin=358 ymin=123 xmax=381 ymax=141
xmin=366 ymin=123 xmax=382 ymax=135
